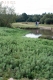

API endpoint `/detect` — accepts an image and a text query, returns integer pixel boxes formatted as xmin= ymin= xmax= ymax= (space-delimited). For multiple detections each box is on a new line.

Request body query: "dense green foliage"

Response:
xmin=16 ymin=13 xmax=41 ymax=22
xmin=0 ymin=27 xmax=53 ymax=80
xmin=16 ymin=13 xmax=53 ymax=24
xmin=0 ymin=3 xmax=16 ymax=27
xmin=40 ymin=13 xmax=53 ymax=24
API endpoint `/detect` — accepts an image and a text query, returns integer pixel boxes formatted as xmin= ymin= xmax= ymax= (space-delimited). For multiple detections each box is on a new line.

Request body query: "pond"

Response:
xmin=24 ymin=28 xmax=53 ymax=40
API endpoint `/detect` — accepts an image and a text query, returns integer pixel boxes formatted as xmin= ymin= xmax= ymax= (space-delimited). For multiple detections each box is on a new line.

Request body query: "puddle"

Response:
xmin=24 ymin=33 xmax=42 ymax=38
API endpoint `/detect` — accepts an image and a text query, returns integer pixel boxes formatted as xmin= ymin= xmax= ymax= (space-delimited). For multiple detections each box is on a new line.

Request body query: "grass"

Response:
xmin=11 ymin=22 xmax=36 ymax=28
xmin=11 ymin=22 xmax=53 ymax=28
xmin=39 ymin=24 xmax=53 ymax=27
xmin=0 ymin=27 xmax=53 ymax=80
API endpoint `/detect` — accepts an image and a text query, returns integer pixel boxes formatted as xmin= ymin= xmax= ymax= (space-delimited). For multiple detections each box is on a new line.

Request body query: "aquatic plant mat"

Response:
xmin=0 ymin=27 xmax=53 ymax=80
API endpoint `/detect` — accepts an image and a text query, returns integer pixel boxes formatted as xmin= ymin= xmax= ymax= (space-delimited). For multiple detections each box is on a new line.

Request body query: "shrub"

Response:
xmin=45 ymin=18 xmax=53 ymax=24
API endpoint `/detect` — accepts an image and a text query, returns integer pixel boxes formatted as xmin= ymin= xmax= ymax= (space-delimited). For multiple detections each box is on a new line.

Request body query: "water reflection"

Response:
xmin=31 ymin=29 xmax=53 ymax=35
xmin=24 ymin=28 xmax=53 ymax=40
xmin=24 ymin=33 xmax=42 ymax=38
xmin=32 ymin=29 xmax=53 ymax=40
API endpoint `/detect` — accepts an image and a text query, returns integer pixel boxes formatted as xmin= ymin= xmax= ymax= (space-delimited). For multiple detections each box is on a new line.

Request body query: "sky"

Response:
xmin=0 ymin=0 xmax=53 ymax=15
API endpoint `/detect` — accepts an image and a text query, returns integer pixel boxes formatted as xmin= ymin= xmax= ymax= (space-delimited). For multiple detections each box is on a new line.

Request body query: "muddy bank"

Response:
xmin=17 ymin=25 xmax=53 ymax=31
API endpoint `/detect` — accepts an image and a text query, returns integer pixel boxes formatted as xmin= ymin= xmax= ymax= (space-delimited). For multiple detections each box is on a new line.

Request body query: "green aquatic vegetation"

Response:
xmin=0 ymin=27 xmax=53 ymax=80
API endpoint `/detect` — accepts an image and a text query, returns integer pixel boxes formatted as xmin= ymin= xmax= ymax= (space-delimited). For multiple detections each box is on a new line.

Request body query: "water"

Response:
xmin=24 ymin=28 xmax=53 ymax=40
xmin=24 ymin=33 xmax=42 ymax=38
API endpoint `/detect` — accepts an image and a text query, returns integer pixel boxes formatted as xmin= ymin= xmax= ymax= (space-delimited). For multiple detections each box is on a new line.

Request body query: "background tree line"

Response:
xmin=16 ymin=13 xmax=53 ymax=24
xmin=0 ymin=2 xmax=53 ymax=27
